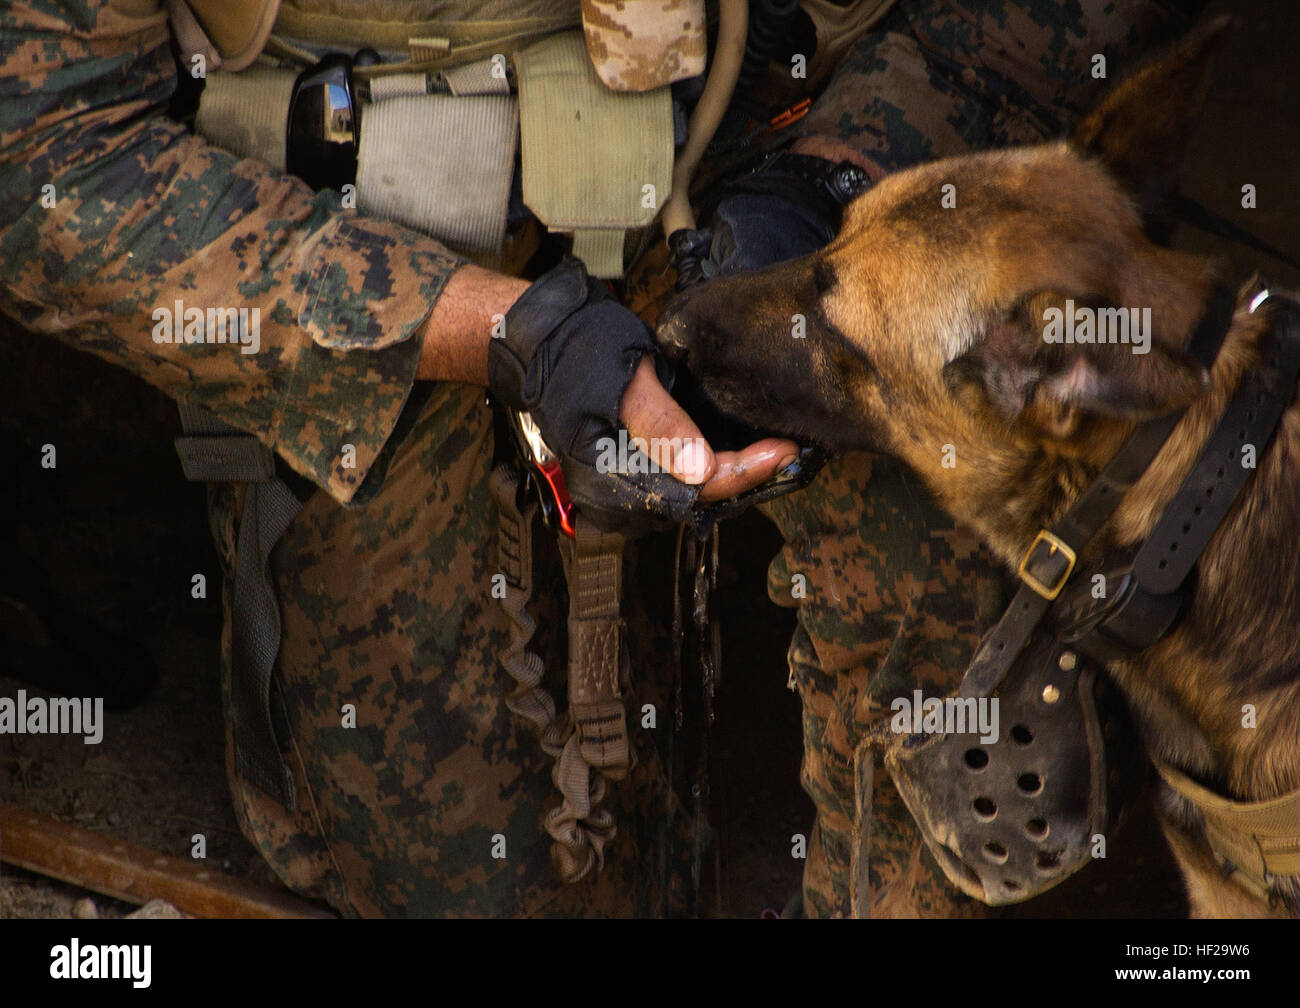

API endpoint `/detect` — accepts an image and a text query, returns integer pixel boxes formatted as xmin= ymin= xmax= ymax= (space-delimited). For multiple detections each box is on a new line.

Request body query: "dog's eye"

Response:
xmin=813 ymin=259 xmax=837 ymax=297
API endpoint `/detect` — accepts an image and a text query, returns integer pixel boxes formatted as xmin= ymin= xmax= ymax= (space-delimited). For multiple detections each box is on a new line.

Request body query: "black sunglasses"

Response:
xmin=287 ymin=53 xmax=358 ymax=192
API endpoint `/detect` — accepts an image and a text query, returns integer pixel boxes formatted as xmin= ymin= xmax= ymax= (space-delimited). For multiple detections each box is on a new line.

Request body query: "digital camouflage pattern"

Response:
xmin=580 ymin=0 xmax=706 ymax=92
xmin=1 ymin=0 xmax=1203 ymax=917
xmin=228 ymin=382 xmax=697 ymax=915
xmin=760 ymin=456 xmax=1007 ymax=918
xmin=0 ymin=0 xmax=461 ymax=506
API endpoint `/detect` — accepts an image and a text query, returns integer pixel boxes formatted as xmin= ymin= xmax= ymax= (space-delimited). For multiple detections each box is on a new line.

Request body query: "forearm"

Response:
xmin=1 ymin=0 xmax=466 ymax=504
xmin=416 ymin=265 xmax=530 ymax=385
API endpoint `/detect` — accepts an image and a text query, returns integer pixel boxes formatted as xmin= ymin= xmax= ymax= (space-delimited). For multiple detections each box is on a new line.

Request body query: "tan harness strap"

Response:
xmin=266 ymin=9 xmax=580 ymax=80
xmin=541 ymin=516 xmax=632 ymax=881
xmin=1156 ymin=759 xmax=1300 ymax=895
xmin=273 ymin=8 xmax=579 ymax=54
xmin=490 ymin=465 xmax=562 ymax=749
xmin=491 ymin=468 xmax=628 ymax=883
xmin=565 ymin=519 xmax=630 ymax=777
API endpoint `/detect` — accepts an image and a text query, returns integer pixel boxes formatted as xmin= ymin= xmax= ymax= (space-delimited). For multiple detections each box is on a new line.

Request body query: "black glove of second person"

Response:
xmin=669 ymin=150 xmax=871 ymax=287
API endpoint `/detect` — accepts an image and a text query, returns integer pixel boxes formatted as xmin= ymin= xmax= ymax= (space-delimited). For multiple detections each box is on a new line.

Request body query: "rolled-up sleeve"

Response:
xmin=0 ymin=0 xmax=466 ymax=503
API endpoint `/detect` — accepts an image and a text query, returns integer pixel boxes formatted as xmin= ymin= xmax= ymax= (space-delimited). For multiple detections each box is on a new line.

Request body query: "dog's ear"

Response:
xmin=1070 ymin=16 xmax=1232 ymax=228
xmin=945 ymin=292 xmax=1209 ymax=438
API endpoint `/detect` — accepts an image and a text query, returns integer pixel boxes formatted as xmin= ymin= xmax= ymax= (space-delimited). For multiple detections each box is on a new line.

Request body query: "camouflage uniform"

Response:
xmin=1 ymin=0 xmax=698 ymax=917
xmin=0 ymin=0 xmax=1200 ymax=917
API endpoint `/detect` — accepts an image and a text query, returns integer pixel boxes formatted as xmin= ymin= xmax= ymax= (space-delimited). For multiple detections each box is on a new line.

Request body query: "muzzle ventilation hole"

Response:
xmin=1035 ymin=850 xmax=1063 ymax=874
xmin=1016 ymin=772 xmax=1043 ymax=796
xmin=964 ymin=748 xmax=989 ymax=770
xmin=972 ymin=796 xmax=997 ymax=821
xmin=1010 ymin=724 xmax=1034 ymax=746
xmin=982 ymin=841 xmax=1009 ymax=865
xmin=1024 ymin=818 xmax=1049 ymax=840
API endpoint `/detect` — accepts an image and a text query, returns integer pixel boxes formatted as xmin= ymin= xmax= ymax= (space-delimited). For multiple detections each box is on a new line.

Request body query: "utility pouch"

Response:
xmin=515 ymin=31 xmax=674 ymax=277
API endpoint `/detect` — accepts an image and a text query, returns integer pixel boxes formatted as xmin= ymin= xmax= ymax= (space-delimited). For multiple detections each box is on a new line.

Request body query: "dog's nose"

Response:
xmin=655 ymin=305 xmax=693 ymax=362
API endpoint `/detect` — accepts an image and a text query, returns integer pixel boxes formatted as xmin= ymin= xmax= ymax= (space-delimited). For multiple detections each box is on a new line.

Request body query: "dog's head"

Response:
xmin=659 ymin=18 xmax=1231 ymax=548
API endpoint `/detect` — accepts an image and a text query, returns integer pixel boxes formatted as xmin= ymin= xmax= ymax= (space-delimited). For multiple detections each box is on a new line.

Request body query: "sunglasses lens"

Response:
xmin=287 ymin=54 xmax=357 ymax=191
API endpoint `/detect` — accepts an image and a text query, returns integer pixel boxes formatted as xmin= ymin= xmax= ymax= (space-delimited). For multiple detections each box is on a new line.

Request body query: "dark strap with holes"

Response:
xmin=1134 ymin=290 xmax=1300 ymax=593
xmin=959 ymin=285 xmax=1242 ymax=699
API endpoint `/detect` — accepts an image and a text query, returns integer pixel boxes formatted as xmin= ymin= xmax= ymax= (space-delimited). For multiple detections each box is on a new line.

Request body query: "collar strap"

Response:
xmin=1155 ymin=759 xmax=1300 ymax=894
xmin=1135 ymin=288 xmax=1300 ymax=591
xmin=961 ymin=285 xmax=1238 ymax=698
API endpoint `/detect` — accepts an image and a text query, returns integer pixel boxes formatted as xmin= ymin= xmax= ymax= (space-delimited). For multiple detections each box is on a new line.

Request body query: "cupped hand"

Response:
xmin=619 ymin=357 xmax=799 ymax=503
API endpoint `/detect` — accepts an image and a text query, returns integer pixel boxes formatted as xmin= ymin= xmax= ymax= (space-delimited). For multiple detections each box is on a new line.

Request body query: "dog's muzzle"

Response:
xmin=873 ymin=621 xmax=1145 ymax=906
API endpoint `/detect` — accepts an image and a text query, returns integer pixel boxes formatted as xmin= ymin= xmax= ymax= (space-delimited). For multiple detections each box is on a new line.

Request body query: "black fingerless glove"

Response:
xmin=669 ymin=151 xmax=870 ymax=288
xmin=489 ymin=257 xmax=700 ymax=534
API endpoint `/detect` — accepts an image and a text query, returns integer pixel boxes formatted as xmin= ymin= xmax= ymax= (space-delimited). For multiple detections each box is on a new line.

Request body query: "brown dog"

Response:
xmin=659 ymin=17 xmax=1299 ymax=918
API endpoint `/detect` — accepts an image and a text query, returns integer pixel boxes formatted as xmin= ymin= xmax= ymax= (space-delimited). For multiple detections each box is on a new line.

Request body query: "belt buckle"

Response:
xmin=1019 ymin=530 xmax=1077 ymax=600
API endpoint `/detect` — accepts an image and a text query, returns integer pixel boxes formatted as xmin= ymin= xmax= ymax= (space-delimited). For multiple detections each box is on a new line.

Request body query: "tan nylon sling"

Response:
xmin=1155 ymin=759 xmax=1300 ymax=900
xmin=275 ymin=4 xmax=579 ymax=75
xmin=491 ymin=466 xmax=631 ymax=883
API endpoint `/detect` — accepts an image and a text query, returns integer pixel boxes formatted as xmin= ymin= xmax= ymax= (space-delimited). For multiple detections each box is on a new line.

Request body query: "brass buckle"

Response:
xmin=1018 ymin=530 xmax=1077 ymax=600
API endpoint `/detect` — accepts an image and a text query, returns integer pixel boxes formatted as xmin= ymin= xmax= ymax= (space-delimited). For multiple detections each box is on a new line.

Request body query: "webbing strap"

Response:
xmin=175 ymin=402 xmax=302 ymax=808
xmin=850 ymin=740 xmax=875 ymax=919
xmin=491 ymin=464 xmax=555 ymax=733
xmin=272 ymin=7 xmax=579 ymax=57
xmin=571 ymin=229 xmax=625 ymax=280
xmin=491 ymin=466 xmax=623 ymax=882
xmin=443 ymin=58 xmax=512 ymax=97
xmin=176 ymin=402 xmax=277 ymax=482
xmin=545 ymin=516 xmax=630 ymax=881
xmin=565 ymin=520 xmax=629 ymax=776
xmin=369 ymin=73 xmax=427 ymax=101
xmin=230 ymin=475 xmax=302 ymax=807
xmin=1156 ymin=760 xmax=1300 ymax=892
xmin=194 ymin=66 xmax=297 ymax=172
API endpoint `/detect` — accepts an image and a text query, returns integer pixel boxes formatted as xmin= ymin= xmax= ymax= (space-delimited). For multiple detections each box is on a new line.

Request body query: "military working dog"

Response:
xmin=659 ymin=18 xmax=1299 ymax=918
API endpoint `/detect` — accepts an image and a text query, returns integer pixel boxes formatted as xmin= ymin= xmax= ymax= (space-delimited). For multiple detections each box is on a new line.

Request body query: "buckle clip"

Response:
xmin=1019 ymin=530 xmax=1077 ymax=600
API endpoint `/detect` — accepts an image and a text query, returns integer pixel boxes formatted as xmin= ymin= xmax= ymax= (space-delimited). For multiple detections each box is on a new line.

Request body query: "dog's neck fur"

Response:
xmin=941 ymin=283 xmax=1299 ymax=817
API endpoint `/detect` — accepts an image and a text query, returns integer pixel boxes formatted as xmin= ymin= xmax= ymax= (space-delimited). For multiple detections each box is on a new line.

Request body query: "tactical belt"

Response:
xmin=857 ymin=284 xmax=1300 ymax=911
